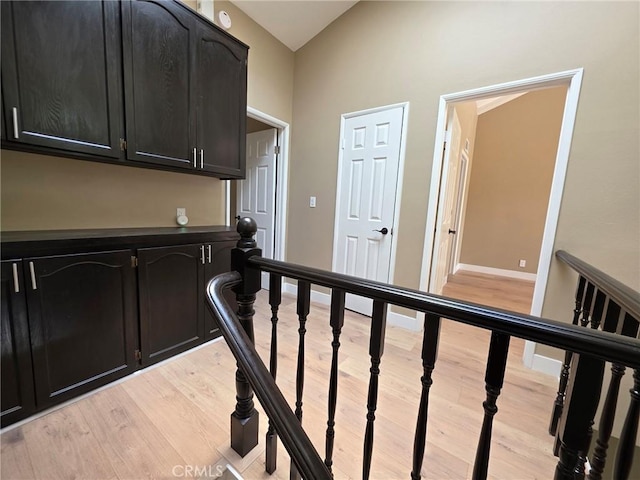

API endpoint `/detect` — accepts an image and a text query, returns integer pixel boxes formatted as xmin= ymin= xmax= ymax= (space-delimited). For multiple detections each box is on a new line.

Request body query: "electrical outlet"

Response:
xmin=519 ymin=259 xmax=526 ymax=268
xmin=309 ymin=196 xmax=316 ymax=208
xmin=177 ymin=208 xmax=186 ymax=217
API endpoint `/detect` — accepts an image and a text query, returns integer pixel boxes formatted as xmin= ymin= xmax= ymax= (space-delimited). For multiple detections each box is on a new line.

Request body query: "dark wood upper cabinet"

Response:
xmin=24 ymin=251 xmax=139 ymax=409
xmin=137 ymin=244 xmax=204 ymax=365
xmin=122 ymin=0 xmax=197 ymax=169
xmin=1 ymin=261 xmax=36 ymax=427
xmin=0 ymin=1 xmax=124 ymax=158
xmin=196 ymin=20 xmax=247 ymax=178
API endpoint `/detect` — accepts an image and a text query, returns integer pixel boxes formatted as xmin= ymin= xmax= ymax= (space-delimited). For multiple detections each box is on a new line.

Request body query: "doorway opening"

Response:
xmin=226 ymin=107 xmax=290 ymax=289
xmin=419 ymin=69 xmax=583 ymax=372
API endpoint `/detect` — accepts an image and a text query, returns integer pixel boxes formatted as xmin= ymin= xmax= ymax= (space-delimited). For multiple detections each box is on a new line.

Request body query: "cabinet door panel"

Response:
xmin=25 ymin=251 xmax=138 ymax=409
xmin=1 ymin=261 xmax=36 ymax=427
xmin=123 ymin=0 xmax=196 ymax=169
xmin=197 ymin=22 xmax=247 ymax=178
xmin=0 ymin=1 xmax=123 ymax=157
xmin=138 ymin=244 xmax=204 ymax=365
xmin=204 ymin=241 xmax=236 ymax=340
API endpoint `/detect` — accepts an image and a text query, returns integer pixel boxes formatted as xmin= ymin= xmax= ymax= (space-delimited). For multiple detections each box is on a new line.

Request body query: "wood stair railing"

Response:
xmin=206 ymin=218 xmax=640 ymax=480
xmin=549 ymin=250 xmax=640 ymax=479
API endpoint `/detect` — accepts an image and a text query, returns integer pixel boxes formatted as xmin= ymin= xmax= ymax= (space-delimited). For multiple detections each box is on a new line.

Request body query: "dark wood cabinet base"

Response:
xmin=1 ymin=226 xmax=237 ymax=427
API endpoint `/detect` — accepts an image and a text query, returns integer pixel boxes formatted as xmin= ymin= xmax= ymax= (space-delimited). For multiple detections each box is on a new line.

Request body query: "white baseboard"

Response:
xmin=531 ymin=352 xmax=562 ymax=378
xmin=456 ymin=263 xmax=537 ymax=282
xmin=283 ymin=282 xmax=421 ymax=331
xmin=387 ymin=310 xmax=421 ymax=331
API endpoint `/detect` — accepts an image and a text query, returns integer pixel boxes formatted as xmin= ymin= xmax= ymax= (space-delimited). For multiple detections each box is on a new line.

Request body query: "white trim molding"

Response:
xmin=238 ymin=107 xmax=290 ymax=263
xmin=456 ymin=263 xmax=537 ymax=282
xmin=417 ymin=69 xmax=584 ymax=371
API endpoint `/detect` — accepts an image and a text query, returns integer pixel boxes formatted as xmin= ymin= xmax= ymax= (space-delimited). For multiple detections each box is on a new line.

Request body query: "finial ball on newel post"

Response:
xmin=236 ymin=217 xmax=258 ymax=248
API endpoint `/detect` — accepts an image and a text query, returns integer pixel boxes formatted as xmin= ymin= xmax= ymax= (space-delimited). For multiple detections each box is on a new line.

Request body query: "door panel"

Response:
xmin=197 ymin=21 xmax=247 ymax=177
xmin=25 ymin=251 xmax=138 ymax=409
xmin=334 ymin=107 xmax=404 ymax=315
xmin=123 ymin=0 xmax=195 ymax=168
xmin=430 ymin=110 xmax=462 ymax=294
xmin=238 ymin=129 xmax=277 ymax=289
xmin=138 ymin=244 xmax=204 ymax=365
xmin=1 ymin=261 xmax=36 ymax=427
xmin=1 ymin=1 xmax=123 ymax=157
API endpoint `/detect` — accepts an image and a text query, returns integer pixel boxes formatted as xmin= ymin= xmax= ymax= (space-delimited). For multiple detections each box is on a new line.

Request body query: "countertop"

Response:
xmin=1 ymin=225 xmax=239 ymax=259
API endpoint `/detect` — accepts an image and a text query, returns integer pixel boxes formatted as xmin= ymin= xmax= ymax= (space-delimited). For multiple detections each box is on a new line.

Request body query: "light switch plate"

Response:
xmin=309 ymin=196 xmax=316 ymax=208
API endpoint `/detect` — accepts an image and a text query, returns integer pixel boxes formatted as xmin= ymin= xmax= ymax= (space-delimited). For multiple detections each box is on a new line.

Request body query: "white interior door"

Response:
xmin=430 ymin=110 xmax=462 ymax=294
xmin=238 ymin=129 xmax=277 ymax=289
xmin=333 ymin=106 xmax=404 ymax=315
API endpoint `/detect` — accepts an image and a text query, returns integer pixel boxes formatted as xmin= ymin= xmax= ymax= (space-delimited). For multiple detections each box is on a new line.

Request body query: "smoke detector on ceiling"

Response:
xmin=218 ymin=10 xmax=232 ymax=29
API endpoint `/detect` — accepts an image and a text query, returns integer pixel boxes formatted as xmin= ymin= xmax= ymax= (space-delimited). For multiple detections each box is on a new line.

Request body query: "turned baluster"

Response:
xmin=265 ymin=273 xmax=282 ymax=474
xmin=290 ymin=280 xmax=311 ymax=480
xmin=230 ymin=217 xmax=262 ymax=457
xmin=588 ymin=300 xmax=626 ymax=480
xmin=411 ymin=314 xmax=441 ymax=480
xmin=581 ymin=282 xmax=595 ymax=327
xmin=363 ymin=300 xmax=387 ymax=480
xmin=550 ymin=276 xmax=587 ymax=436
xmin=554 ymin=353 xmax=604 ymax=480
xmin=574 ymin=290 xmax=608 ymax=478
xmin=614 ymin=368 xmax=640 ymax=479
xmin=472 ymin=331 xmax=510 ymax=480
xmin=613 ymin=311 xmax=640 ymax=480
xmin=324 ymin=289 xmax=345 ymax=473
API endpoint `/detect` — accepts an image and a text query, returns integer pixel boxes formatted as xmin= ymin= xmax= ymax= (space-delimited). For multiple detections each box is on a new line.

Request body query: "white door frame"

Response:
xmin=225 ymin=106 xmax=290 ymax=263
xmin=331 ymin=101 xmax=410 ymax=292
xmin=418 ymin=69 xmax=583 ymax=370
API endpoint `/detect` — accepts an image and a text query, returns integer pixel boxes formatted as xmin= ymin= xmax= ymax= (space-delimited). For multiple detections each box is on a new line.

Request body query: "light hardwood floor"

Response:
xmin=1 ymin=271 xmax=559 ymax=479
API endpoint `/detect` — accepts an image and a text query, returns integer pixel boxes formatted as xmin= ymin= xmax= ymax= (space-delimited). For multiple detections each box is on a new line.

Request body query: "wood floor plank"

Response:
xmin=17 ymin=404 xmax=116 ymax=480
xmin=0 ymin=271 xmax=560 ymax=479
xmin=1 ymin=428 xmax=37 ymax=480
xmin=76 ymin=385 xmax=187 ymax=479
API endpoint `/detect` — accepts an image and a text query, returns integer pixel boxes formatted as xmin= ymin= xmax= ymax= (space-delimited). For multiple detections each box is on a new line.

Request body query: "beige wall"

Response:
xmin=213 ymin=1 xmax=294 ymax=124
xmin=288 ymin=1 xmax=639 ymax=331
xmin=0 ymin=0 xmax=294 ymax=232
xmin=459 ymin=87 xmax=566 ymax=274
xmin=0 ymin=150 xmax=226 ymax=230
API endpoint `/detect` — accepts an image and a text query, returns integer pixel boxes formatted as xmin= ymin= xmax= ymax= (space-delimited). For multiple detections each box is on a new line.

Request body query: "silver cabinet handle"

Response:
xmin=200 ymin=245 xmax=205 ymax=264
xmin=29 ymin=262 xmax=37 ymax=290
xmin=200 ymin=149 xmax=204 ymax=169
xmin=193 ymin=148 xmax=197 ymax=168
xmin=12 ymin=107 xmax=19 ymax=139
xmin=207 ymin=244 xmax=212 ymax=263
xmin=12 ymin=263 xmax=19 ymax=293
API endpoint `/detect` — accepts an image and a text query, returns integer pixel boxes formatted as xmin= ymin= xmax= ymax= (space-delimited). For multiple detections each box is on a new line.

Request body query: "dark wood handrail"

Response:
xmin=206 ymin=271 xmax=332 ymax=480
xmin=556 ymin=250 xmax=640 ymax=323
xmin=247 ymin=256 xmax=640 ymax=369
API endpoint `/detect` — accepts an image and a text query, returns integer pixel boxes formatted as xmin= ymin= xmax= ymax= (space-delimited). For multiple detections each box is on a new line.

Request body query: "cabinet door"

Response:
xmin=25 ymin=251 xmax=138 ymax=409
xmin=122 ymin=0 xmax=196 ymax=169
xmin=204 ymin=241 xmax=237 ymax=340
xmin=0 ymin=1 xmax=124 ymax=158
xmin=1 ymin=261 xmax=36 ymax=427
xmin=196 ymin=20 xmax=247 ymax=178
xmin=138 ymin=244 xmax=204 ymax=365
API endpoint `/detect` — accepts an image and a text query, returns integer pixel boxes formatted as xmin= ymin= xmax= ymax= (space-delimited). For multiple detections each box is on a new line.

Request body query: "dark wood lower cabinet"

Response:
xmin=204 ymin=241 xmax=236 ymax=340
xmin=138 ymin=244 xmax=205 ymax=366
xmin=1 ymin=260 xmax=36 ymax=427
xmin=0 ymin=228 xmax=237 ymax=426
xmin=25 ymin=251 xmax=139 ymax=409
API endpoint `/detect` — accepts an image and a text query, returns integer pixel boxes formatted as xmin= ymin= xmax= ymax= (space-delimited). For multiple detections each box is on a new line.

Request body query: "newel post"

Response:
xmin=230 ymin=217 xmax=262 ymax=457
